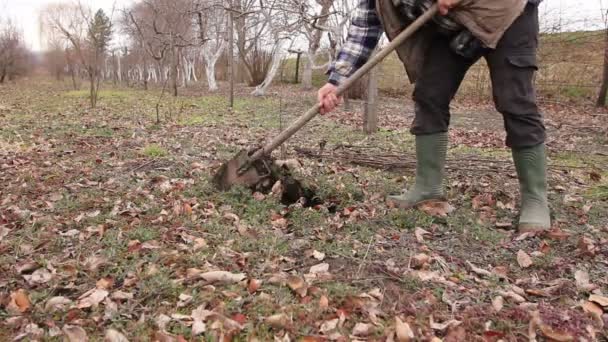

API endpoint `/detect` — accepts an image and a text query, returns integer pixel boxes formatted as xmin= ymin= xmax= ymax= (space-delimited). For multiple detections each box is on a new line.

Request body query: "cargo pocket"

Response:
xmin=507 ymin=55 xmax=538 ymax=71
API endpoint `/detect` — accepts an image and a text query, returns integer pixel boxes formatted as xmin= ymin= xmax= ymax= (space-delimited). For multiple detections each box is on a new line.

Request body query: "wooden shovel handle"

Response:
xmin=249 ymin=4 xmax=439 ymax=162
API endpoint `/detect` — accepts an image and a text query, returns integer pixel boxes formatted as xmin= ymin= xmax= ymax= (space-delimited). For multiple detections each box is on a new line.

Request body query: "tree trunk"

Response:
xmin=89 ymin=70 xmax=98 ymax=108
xmin=251 ymin=42 xmax=284 ymax=96
xmin=171 ymin=38 xmax=178 ymax=97
xmin=205 ymin=62 xmax=218 ymax=91
xmin=597 ymin=28 xmax=608 ymax=107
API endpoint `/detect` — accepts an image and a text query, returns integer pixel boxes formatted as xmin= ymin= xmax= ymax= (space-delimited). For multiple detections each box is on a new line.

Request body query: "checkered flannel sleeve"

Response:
xmin=327 ymin=0 xmax=383 ymax=86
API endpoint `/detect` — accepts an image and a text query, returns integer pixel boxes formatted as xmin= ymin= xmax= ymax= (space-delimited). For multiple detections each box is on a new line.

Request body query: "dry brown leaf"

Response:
xmin=411 ymin=253 xmax=430 ymax=269
xmin=265 ymin=313 xmax=291 ymax=329
xmin=319 ymin=295 xmax=329 ymax=309
xmin=352 ymin=322 xmax=374 ymax=336
xmin=517 ymin=250 xmax=533 ymax=268
xmin=538 ymin=324 xmax=574 ymax=342
xmin=430 ymin=316 xmax=462 ymax=331
xmin=498 ymin=290 xmax=526 ymax=303
xmin=492 ymin=296 xmax=504 ymax=313
xmin=582 ymin=301 xmax=604 ymax=321
xmin=199 ymin=271 xmax=246 ymax=284
xmin=0 ymin=226 xmax=10 ymax=242
xmin=414 ymin=227 xmax=430 ymax=243
xmin=417 ymin=201 xmax=454 ymax=217
xmin=312 ymin=250 xmax=325 ymax=261
xmin=63 ymin=325 xmax=89 ymax=342
xmin=45 ymin=296 xmax=73 ymax=312
xmin=574 ymin=270 xmax=597 ymax=292
xmin=444 ymin=326 xmax=466 ymax=342
xmin=7 ymin=289 xmax=31 ymax=315
xmin=309 ymin=263 xmax=329 ymax=274
xmin=577 ymin=237 xmax=598 ymax=256
xmin=286 ymin=275 xmax=308 ymax=297
xmin=96 ymin=277 xmax=114 ymax=290
xmin=78 ymin=288 xmax=109 ymax=309
xmin=105 ymin=329 xmax=129 ymax=342
xmin=320 ymin=318 xmax=339 ymax=333
xmin=248 ymin=279 xmax=261 ymax=294
xmin=23 ymin=268 xmax=53 ymax=285
xmin=466 ymin=261 xmax=492 ymax=277
xmin=589 ymin=294 xmax=608 ymax=307
xmin=395 ymin=317 xmax=414 ymax=341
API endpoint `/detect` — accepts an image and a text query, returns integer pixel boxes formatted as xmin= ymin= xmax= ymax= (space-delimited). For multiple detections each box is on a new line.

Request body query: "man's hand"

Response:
xmin=438 ymin=0 xmax=460 ymax=15
xmin=318 ymin=83 xmax=342 ymax=115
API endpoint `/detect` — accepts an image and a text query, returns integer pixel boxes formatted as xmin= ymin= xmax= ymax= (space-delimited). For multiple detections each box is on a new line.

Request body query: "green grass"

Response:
xmin=142 ymin=144 xmax=168 ymax=158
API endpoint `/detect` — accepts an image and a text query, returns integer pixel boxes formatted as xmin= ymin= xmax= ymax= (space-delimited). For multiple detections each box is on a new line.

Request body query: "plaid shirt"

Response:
xmin=328 ymin=0 xmax=541 ymax=85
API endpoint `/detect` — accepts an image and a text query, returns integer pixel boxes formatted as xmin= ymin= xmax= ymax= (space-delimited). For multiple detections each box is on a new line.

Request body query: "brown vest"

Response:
xmin=376 ymin=0 xmax=526 ymax=83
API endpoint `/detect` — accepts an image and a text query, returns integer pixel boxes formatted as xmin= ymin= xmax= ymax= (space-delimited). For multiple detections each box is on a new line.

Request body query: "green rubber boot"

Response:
xmin=512 ymin=144 xmax=551 ymax=232
xmin=387 ymin=133 xmax=448 ymax=209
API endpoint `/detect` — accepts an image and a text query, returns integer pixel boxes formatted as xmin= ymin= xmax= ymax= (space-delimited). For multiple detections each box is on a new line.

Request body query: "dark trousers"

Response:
xmin=411 ymin=4 xmax=546 ymax=148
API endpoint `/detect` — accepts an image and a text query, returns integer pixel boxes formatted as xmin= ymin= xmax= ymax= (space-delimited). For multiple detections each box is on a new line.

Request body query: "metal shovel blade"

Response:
xmin=212 ymin=149 xmax=271 ymax=190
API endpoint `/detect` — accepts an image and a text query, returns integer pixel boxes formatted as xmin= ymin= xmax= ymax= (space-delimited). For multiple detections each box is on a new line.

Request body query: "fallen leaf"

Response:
xmin=0 ymin=226 xmax=9 ymax=242
xmin=582 ymin=301 xmax=604 ymax=321
xmin=417 ymin=201 xmax=454 ymax=217
xmin=411 ymin=253 xmax=430 ymax=269
xmin=545 ymin=228 xmax=571 ymax=241
xmin=309 ymin=263 xmax=329 ymax=274
xmin=538 ymin=324 xmax=574 ymax=341
xmin=320 ymin=318 xmax=339 ymax=333
xmin=111 ymin=290 xmax=133 ymax=301
xmin=7 ymin=289 xmax=30 ymax=314
xmin=445 ymin=326 xmax=466 ymax=342
xmin=105 ymin=329 xmax=129 ymax=342
xmin=248 ymin=279 xmax=261 ymax=294
xmin=352 ymin=322 xmax=374 ymax=336
xmin=516 ymin=250 xmax=533 ymax=268
xmin=23 ymin=268 xmax=53 ymax=285
xmin=430 ymin=317 xmax=462 ymax=331
xmin=589 ymin=294 xmax=608 ymax=307
xmin=45 ymin=296 xmax=73 ymax=312
xmin=63 ymin=325 xmax=89 ymax=342
xmin=78 ymin=288 xmax=109 ymax=309
xmin=96 ymin=277 xmax=114 ymax=290
xmin=577 ymin=237 xmax=598 ymax=256
xmin=395 ymin=317 xmax=414 ymax=341
xmin=319 ymin=295 xmax=329 ymax=308
xmin=265 ymin=313 xmax=291 ymax=329
xmin=414 ymin=227 xmax=430 ymax=243
xmin=492 ymin=296 xmax=504 ymax=313
xmin=155 ymin=314 xmax=171 ymax=331
xmin=286 ymin=275 xmax=308 ymax=297
xmin=199 ymin=271 xmax=246 ymax=284
xmin=192 ymin=320 xmax=206 ymax=335
xmin=466 ymin=261 xmax=492 ymax=277
xmin=574 ymin=270 xmax=597 ymax=292
xmin=312 ymin=250 xmax=326 ymax=261
xmin=498 ymin=290 xmax=526 ymax=303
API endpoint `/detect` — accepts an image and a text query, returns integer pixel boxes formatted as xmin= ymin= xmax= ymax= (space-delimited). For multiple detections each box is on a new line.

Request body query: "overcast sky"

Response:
xmin=1 ymin=0 xmax=606 ymax=52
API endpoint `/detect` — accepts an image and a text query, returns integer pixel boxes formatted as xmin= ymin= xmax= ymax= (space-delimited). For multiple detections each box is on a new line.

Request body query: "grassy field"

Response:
xmin=278 ymin=30 xmax=605 ymax=104
xmin=0 ymin=79 xmax=607 ymax=340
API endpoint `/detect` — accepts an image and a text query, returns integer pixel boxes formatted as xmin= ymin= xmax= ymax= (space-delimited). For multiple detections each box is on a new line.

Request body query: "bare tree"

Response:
xmin=40 ymin=3 xmax=113 ymax=107
xmin=125 ymin=0 xmax=196 ymax=96
xmin=0 ymin=20 xmax=33 ymax=83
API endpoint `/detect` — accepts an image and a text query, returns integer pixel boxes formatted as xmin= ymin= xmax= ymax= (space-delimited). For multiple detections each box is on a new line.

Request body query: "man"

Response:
xmin=318 ymin=0 xmax=549 ymax=233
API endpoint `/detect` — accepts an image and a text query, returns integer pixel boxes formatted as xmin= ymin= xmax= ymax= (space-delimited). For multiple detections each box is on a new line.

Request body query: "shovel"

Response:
xmin=214 ymin=4 xmax=439 ymax=190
